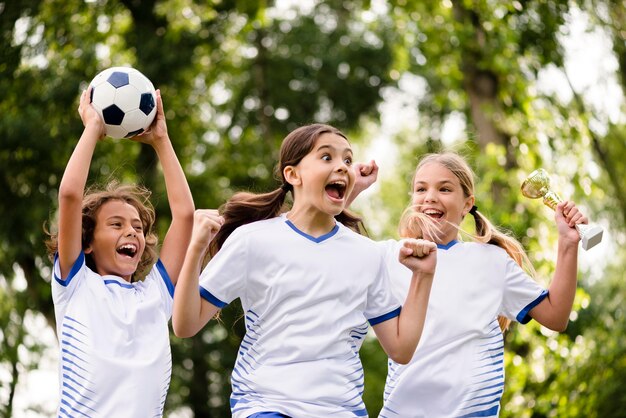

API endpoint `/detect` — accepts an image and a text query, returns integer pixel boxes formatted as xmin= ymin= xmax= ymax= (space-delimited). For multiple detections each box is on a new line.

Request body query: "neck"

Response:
xmin=287 ymin=205 xmax=337 ymax=237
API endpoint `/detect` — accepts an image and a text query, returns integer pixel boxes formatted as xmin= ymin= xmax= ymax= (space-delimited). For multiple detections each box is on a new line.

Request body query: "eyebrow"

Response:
xmin=414 ymin=180 xmax=455 ymax=186
xmin=316 ymin=144 xmax=353 ymax=154
xmin=106 ymin=215 xmax=142 ymax=223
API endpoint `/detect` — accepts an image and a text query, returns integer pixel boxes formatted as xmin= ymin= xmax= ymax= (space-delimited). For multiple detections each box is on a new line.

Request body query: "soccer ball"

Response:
xmin=89 ymin=67 xmax=157 ymax=139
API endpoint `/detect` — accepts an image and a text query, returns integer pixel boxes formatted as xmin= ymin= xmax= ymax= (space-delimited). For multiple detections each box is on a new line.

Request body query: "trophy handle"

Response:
xmin=575 ymin=224 xmax=604 ymax=250
xmin=542 ymin=191 xmax=561 ymax=210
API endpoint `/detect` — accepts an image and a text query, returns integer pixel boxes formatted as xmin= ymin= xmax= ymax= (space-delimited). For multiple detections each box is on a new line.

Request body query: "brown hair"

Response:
xmin=399 ymin=152 xmax=536 ymax=332
xmin=46 ymin=181 xmax=158 ymax=281
xmin=209 ymin=123 xmax=364 ymax=257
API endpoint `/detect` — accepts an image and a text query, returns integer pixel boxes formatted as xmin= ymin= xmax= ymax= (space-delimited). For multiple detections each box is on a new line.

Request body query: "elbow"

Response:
xmin=387 ymin=347 xmax=414 ymax=365
xmin=172 ymin=320 xmax=198 ymax=338
xmin=552 ymin=320 xmax=569 ymax=333
xmin=389 ymin=352 xmax=412 ymax=365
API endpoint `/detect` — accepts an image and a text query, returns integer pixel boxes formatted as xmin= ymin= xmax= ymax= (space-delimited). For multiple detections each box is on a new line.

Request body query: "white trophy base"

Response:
xmin=580 ymin=224 xmax=603 ymax=250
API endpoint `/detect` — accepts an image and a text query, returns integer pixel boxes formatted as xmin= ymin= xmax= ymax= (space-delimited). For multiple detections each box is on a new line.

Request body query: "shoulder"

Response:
xmin=230 ymin=216 xmax=284 ymax=238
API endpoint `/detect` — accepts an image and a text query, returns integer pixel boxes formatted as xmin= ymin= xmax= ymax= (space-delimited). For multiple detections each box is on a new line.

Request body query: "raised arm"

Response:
xmin=529 ymin=201 xmax=585 ymax=331
xmin=134 ymin=90 xmax=194 ymax=284
xmin=373 ymin=239 xmax=436 ymax=364
xmin=57 ymin=90 xmax=105 ymax=279
xmin=172 ymin=209 xmax=223 ymax=337
xmin=346 ymin=160 xmax=379 ymax=207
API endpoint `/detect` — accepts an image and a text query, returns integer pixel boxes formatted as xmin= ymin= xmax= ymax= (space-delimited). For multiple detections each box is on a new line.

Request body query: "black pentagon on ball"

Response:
xmin=107 ymin=71 xmax=130 ymax=88
xmin=139 ymin=93 xmax=156 ymax=115
xmin=102 ymin=104 xmax=125 ymax=125
xmin=125 ymin=128 xmax=144 ymax=138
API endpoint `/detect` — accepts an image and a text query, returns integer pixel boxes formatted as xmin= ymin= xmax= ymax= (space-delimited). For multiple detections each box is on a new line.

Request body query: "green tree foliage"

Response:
xmin=2 ymin=0 xmax=626 ymax=416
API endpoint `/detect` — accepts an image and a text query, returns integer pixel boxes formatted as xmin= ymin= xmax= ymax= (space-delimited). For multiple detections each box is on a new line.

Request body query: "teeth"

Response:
xmin=424 ymin=210 xmax=442 ymax=215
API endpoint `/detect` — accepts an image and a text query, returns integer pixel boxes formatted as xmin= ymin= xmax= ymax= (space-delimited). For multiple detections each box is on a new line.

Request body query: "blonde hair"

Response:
xmin=46 ymin=181 xmax=158 ymax=281
xmin=399 ymin=152 xmax=536 ymax=332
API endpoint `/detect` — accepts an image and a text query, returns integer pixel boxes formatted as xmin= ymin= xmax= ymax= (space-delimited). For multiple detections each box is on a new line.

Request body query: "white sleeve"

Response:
xmin=500 ymin=256 xmax=548 ymax=324
xmin=198 ymin=227 xmax=248 ymax=308
xmin=365 ymin=248 xmax=403 ymax=326
xmin=143 ymin=259 xmax=175 ymax=318
xmin=51 ymin=252 xmax=87 ymax=307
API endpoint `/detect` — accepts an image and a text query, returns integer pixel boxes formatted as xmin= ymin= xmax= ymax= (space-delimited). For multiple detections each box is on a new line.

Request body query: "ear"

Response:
xmin=283 ymin=165 xmax=302 ymax=188
xmin=84 ymin=246 xmax=93 ymax=255
xmin=462 ymin=195 xmax=475 ymax=217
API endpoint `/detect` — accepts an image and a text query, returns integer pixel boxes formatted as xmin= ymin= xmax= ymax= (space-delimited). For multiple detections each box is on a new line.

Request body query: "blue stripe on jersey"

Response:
xmin=199 ymin=286 xmax=227 ymax=308
xmin=155 ymin=259 xmax=174 ymax=297
xmin=103 ymin=279 xmax=133 ymax=289
xmin=248 ymin=413 xmax=292 ymax=418
xmin=368 ymin=306 xmax=401 ymax=326
xmin=457 ymin=318 xmax=504 ymax=417
xmin=516 ymin=289 xmax=549 ymax=324
xmin=437 ymin=240 xmax=458 ymax=250
xmin=54 ymin=252 xmax=85 ymax=287
xmin=456 ymin=404 xmax=500 ymax=417
xmin=284 ymin=220 xmax=339 ymax=243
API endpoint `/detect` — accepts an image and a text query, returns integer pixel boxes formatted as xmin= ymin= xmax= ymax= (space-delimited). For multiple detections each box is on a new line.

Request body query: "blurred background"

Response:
xmin=1 ymin=0 xmax=625 ymax=416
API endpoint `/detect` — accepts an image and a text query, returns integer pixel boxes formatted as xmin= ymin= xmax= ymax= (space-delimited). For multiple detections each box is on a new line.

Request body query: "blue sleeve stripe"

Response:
xmin=155 ymin=259 xmax=175 ymax=298
xmin=369 ymin=306 xmax=402 ymax=326
xmin=54 ymin=252 xmax=85 ymax=287
xmin=516 ymin=289 xmax=549 ymax=324
xmin=199 ymin=287 xmax=227 ymax=308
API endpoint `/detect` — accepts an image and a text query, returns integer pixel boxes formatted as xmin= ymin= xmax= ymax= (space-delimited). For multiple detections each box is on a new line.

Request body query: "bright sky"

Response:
xmin=7 ymin=4 xmax=623 ymax=417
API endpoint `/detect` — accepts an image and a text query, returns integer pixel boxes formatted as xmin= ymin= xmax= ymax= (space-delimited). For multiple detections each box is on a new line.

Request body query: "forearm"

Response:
xmin=172 ymin=242 xmax=209 ymax=337
xmin=153 ymin=138 xmax=194 ymax=220
xmin=383 ymin=271 xmax=434 ymax=364
xmin=58 ymin=126 xmax=100 ymax=267
xmin=59 ymin=126 xmax=100 ymax=201
xmin=543 ymin=242 xmax=579 ymax=330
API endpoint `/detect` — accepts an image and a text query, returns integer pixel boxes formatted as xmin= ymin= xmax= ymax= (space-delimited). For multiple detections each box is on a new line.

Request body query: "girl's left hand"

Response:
xmin=135 ymin=89 xmax=168 ymax=145
xmin=555 ymin=201 xmax=588 ymax=245
xmin=353 ymin=160 xmax=379 ymax=194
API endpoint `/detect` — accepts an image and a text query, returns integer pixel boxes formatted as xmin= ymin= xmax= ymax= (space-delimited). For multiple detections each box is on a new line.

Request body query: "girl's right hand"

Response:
xmin=78 ymin=89 xmax=105 ymax=138
xmin=399 ymin=238 xmax=437 ymax=275
xmin=191 ymin=209 xmax=224 ymax=250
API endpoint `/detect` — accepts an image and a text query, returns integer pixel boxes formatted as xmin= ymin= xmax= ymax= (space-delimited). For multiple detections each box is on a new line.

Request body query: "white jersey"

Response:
xmin=199 ymin=214 xmax=402 ymax=418
xmin=52 ymin=252 xmax=174 ymax=418
xmin=379 ymin=240 xmax=547 ymax=418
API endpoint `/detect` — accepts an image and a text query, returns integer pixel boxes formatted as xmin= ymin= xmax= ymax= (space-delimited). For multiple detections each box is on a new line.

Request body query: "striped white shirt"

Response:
xmin=52 ymin=252 xmax=174 ymax=418
xmin=378 ymin=240 xmax=547 ymax=418
xmin=199 ymin=215 xmax=402 ymax=418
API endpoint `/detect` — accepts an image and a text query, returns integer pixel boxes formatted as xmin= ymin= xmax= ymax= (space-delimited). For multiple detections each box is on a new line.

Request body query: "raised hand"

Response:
xmin=190 ymin=209 xmax=224 ymax=251
xmin=555 ymin=201 xmax=588 ymax=246
xmin=399 ymin=238 xmax=437 ymax=276
xmin=78 ymin=89 xmax=105 ymax=139
xmin=135 ymin=89 xmax=168 ymax=145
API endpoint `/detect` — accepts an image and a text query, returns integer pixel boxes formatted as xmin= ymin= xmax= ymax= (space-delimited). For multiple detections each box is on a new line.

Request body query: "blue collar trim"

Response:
xmin=437 ymin=240 xmax=458 ymax=250
xmin=285 ymin=220 xmax=339 ymax=243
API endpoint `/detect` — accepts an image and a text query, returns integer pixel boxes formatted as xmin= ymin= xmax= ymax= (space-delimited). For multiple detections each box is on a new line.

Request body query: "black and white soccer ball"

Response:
xmin=89 ymin=67 xmax=157 ymax=139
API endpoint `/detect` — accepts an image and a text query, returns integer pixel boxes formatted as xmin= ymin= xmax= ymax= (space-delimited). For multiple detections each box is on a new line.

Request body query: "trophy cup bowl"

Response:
xmin=521 ymin=169 xmax=603 ymax=250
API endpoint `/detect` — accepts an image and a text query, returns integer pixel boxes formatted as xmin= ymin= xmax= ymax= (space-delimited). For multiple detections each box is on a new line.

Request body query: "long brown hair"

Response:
xmin=209 ymin=123 xmax=364 ymax=257
xmin=46 ymin=181 xmax=158 ymax=281
xmin=399 ymin=152 xmax=536 ymax=332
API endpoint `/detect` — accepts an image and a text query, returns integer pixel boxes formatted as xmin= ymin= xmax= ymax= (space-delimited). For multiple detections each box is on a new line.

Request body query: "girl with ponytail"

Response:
xmin=172 ymin=124 xmax=436 ymax=418
xmin=350 ymin=152 xmax=587 ymax=417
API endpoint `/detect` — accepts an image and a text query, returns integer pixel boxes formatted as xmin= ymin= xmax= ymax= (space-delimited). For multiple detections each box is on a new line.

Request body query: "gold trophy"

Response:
xmin=521 ymin=169 xmax=603 ymax=250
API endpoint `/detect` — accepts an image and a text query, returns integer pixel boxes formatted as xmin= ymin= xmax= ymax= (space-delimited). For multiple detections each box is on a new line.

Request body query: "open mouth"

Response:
xmin=116 ymin=243 xmax=138 ymax=258
xmin=423 ymin=209 xmax=444 ymax=219
xmin=325 ymin=181 xmax=347 ymax=201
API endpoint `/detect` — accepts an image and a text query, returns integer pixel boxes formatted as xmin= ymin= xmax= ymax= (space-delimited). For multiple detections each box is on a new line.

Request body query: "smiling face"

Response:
xmin=284 ymin=133 xmax=356 ymax=218
xmin=85 ymin=199 xmax=146 ymax=281
xmin=411 ymin=161 xmax=474 ymax=244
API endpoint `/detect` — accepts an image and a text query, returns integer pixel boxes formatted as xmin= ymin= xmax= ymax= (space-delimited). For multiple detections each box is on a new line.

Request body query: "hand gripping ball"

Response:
xmin=89 ymin=67 xmax=157 ymax=139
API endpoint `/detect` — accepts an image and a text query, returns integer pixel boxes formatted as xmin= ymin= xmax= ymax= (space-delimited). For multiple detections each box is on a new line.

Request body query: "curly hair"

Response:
xmin=46 ymin=181 xmax=158 ymax=281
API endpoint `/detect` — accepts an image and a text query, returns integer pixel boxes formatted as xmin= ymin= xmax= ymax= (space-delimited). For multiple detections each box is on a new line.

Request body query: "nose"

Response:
xmin=424 ymin=188 xmax=438 ymax=203
xmin=335 ymin=160 xmax=348 ymax=173
xmin=125 ymin=225 xmax=137 ymax=237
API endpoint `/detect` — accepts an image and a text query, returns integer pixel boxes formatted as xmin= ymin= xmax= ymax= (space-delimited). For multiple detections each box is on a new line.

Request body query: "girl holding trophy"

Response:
xmin=350 ymin=152 xmax=589 ymax=418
